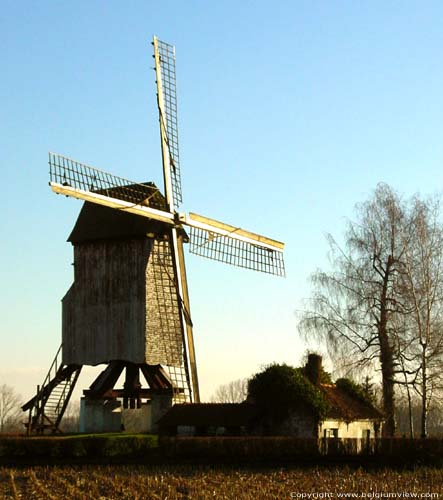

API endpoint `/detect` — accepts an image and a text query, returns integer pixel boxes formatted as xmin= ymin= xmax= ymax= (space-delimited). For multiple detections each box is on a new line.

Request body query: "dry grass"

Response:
xmin=1 ymin=465 xmax=443 ymax=499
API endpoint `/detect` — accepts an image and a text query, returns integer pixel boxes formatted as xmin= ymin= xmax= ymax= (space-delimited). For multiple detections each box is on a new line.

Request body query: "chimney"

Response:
xmin=305 ymin=353 xmax=322 ymax=386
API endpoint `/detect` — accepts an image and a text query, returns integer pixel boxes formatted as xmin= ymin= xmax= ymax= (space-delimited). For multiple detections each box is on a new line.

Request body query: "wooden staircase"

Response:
xmin=22 ymin=345 xmax=81 ymax=435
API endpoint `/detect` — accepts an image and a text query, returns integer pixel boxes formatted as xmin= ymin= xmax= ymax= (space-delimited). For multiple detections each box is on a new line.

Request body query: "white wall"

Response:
xmin=319 ymin=419 xmax=380 ymax=439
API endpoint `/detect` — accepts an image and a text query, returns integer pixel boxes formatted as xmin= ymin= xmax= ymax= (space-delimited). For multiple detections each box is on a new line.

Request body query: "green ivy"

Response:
xmin=300 ymin=364 xmax=333 ymax=384
xmin=248 ymin=363 xmax=330 ymax=421
xmin=335 ymin=378 xmax=375 ymax=406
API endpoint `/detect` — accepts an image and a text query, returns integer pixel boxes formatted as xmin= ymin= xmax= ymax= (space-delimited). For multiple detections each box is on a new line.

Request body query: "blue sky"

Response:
xmin=2 ymin=1 xmax=443 ymax=402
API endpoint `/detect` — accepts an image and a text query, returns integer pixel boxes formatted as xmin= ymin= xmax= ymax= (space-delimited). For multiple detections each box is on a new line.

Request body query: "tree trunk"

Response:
xmin=380 ymin=345 xmax=396 ymax=436
xmin=406 ymin=382 xmax=414 ymax=439
xmin=401 ymin=364 xmax=414 ymax=438
xmin=421 ymin=348 xmax=427 ymax=438
xmin=379 ymin=256 xmax=396 ymax=437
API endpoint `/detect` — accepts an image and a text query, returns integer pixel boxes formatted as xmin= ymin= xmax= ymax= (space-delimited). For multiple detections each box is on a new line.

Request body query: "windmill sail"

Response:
xmin=189 ymin=226 xmax=285 ymax=276
xmin=182 ymin=213 xmax=286 ymax=277
xmin=153 ymin=37 xmax=182 ymax=209
xmin=48 ymin=153 xmax=174 ymax=224
xmin=49 ymin=153 xmax=285 ymax=277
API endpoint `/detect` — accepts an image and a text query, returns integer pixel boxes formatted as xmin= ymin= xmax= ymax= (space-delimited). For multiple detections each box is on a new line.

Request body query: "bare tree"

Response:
xmin=210 ymin=378 xmax=248 ymax=403
xmin=399 ymin=195 xmax=443 ymax=437
xmin=299 ymin=184 xmax=414 ymax=436
xmin=0 ymin=384 xmax=22 ymax=433
xmin=396 ymin=392 xmax=443 ymax=437
xmin=299 ymin=185 xmax=443 ymax=437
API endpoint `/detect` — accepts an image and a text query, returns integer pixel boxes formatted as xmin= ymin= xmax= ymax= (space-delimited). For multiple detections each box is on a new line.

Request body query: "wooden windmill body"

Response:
xmin=63 ymin=198 xmax=184 ymax=368
xmin=22 ymin=37 xmax=285 ymax=434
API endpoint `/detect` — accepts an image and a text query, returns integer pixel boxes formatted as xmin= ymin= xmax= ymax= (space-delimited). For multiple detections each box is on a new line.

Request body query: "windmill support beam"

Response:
xmin=140 ymin=364 xmax=174 ymax=390
xmin=88 ymin=361 xmax=126 ymax=397
xmin=83 ymin=388 xmax=174 ymax=399
xmin=123 ymin=363 xmax=142 ymax=409
xmin=84 ymin=363 xmax=175 ymax=402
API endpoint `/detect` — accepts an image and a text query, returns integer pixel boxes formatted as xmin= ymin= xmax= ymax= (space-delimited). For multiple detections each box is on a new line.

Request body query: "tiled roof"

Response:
xmin=158 ymin=402 xmax=259 ymax=427
xmin=320 ymin=384 xmax=383 ymax=421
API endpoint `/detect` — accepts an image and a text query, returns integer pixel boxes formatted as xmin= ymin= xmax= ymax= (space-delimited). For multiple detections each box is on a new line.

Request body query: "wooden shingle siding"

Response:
xmin=145 ymin=237 xmax=183 ymax=366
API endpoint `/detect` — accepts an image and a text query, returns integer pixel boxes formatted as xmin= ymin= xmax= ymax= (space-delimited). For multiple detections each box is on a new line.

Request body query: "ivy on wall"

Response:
xmin=247 ymin=364 xmax=330 ymax=421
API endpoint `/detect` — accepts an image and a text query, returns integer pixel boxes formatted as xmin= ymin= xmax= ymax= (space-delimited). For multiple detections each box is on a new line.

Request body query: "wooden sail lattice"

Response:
xmin=156 ymin=38 xmax=182 ymax=208
xmin=189 ymin=226 xmax=286 ymax=277
xmin=49 ymin=153 xmax=164 ymax=208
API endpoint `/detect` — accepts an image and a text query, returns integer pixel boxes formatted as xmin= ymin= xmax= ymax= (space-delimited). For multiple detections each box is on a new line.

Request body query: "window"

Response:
xmin=324 ymin=428 xmax=339 ymax=438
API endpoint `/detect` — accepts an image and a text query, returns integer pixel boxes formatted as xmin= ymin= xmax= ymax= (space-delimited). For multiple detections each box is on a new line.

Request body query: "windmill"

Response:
xmin=22 ymin=36 xmax=285 ymax=434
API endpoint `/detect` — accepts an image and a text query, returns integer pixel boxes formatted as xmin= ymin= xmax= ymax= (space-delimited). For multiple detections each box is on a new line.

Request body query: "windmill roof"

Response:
xmin=68 ymin=182 xmax=176 ymax=244
xmin=158 ymin=402 xmax=259 ymax=428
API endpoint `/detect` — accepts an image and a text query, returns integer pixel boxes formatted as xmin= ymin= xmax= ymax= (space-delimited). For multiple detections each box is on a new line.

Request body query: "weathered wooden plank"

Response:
xmin=62 ymin=239 xmax=150 ymax=365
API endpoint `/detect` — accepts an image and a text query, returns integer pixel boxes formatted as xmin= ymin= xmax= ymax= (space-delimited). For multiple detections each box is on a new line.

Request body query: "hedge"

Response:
xmin=0 ymin=433 xmax=159 ymax=460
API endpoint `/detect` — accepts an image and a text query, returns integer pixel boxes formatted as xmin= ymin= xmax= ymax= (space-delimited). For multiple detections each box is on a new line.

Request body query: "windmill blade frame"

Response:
xmin=180 ymin=212 xmax=286 ymax=277
xmin=49 ymin=152 xmax=175 ymax=225
xmin=153 ymin=36 xmax=182 ymax=210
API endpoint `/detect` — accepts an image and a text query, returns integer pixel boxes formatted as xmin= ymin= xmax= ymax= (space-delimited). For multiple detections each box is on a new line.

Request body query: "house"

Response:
xmin=261 ymin=354 xmax=384 ymax=439
xmin=158 ymin=354 xmax=384 ymax=439
xmin=158 ymin=402 xmax=259 ymax=436
xmin=316 ymin=380 xmax=383 ymax=440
